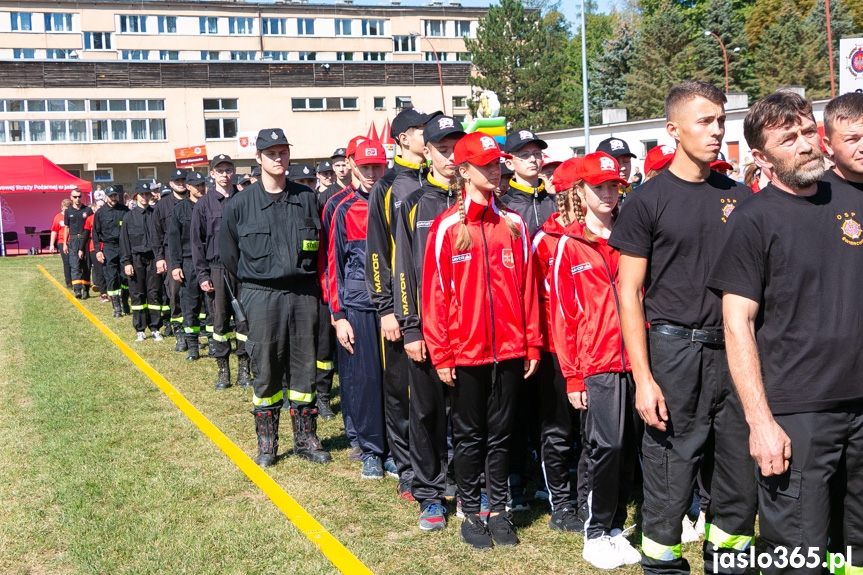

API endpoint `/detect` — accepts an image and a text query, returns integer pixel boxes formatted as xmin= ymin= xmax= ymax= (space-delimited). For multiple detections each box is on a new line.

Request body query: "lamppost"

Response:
xmin=704 ymin=30 xmax=732 ymax=93
xmin=580 ymin=0 xmax=589 ymax=151
xmin=410 ymin=30 xmax=446 ymax=114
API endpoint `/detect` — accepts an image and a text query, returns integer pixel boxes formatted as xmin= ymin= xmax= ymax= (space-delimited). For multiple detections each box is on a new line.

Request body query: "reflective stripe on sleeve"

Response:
xmin=316 ymin=360 xmax=334 ymax=370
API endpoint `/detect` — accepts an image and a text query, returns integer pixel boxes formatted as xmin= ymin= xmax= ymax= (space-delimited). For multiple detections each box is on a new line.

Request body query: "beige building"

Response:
xmin=0 ymin=0 xmax=481 ymax=188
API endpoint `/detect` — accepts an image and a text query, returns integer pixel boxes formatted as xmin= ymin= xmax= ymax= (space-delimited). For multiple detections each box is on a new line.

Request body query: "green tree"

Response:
xmin=588 ymin=16 xmax=637 ymax=123
xmin=692 ymin=0 xmax=751 ymax=93
xmin=465 ymin=0 xmax=571 ymax=130
xmin=802 ymin=0 xmax=859 ymax=98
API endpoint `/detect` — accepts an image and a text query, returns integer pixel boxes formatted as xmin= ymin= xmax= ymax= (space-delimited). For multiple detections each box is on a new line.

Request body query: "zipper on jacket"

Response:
xmin=532 ymin=192 xmax=540 ymax=229
xmin=480 ymin=204 xmax=498 ymax=367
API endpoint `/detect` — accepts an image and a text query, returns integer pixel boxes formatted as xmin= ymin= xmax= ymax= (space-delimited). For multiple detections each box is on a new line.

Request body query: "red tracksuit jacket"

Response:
xmin=550 ymin=221 xmax=630 ymax=393
xmin=531 ymin=212 xmax=567 ymax=354
xmin=422 ymin=192 xmax=541 ymax=370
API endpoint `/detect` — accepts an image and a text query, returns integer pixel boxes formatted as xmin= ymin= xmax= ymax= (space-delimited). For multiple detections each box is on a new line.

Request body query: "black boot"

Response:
xmin=121 ymin=291 xmax=131 ymax=315
xmin=74 ymin=286 xmax=82 ymax=299
xmin=252 ymin=408 xmax=280 ymax=467
xmin=81 ymin=286 xmax=90 ymax=300
xmin=236 ymin=356 xmax=252 ymax=388
xmin=215 ymin=357 xmax=231 ymax=389
xmin=110 ymin=295 xmax=123 ymax=317
xmin=317 ymin=396 xmax=336 ymax=421
xmin=175 ymin=330 xmax=187 ymax=352
xmin=164 ymin=322 xmax=173 ymax=337
xmin=290 ymin=406 xmax=332 ymax=464
xmin=186 ymin=336 xmax=199 ymax=361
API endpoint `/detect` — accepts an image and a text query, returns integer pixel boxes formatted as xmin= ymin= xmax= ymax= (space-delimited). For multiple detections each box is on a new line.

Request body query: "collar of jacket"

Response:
xmin=395 ymin=155 xmax=423 ymax=170
xmin=427 ymin=173 xmax=452 ymax=194
xmin=509 ymin=179 xmax=545 ymax=196
xmin=258 ymin=181 xmax=301 ymax=209
xmin=133 ymin=204 xmax=150 ymax=213
xmin=463 ymin=192 xmax=499 ymax=222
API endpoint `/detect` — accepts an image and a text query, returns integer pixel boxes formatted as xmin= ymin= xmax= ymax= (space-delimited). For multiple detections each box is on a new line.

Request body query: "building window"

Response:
xmin=27 ymin=100 xmax=46 ymax=112
xmin=13 ymin=49 xmax=35 ymax=59
xmin=119 ymin=15 xmax=147 ymax=34
xmin=452 ymin=96 xmax=467 ymax=109
xmin=454 ymin=20 xmax=472 ymax=37
xmin=341 ymin=98 xmax=359 ymax=110
xmin=46 ymin=49 xmax=73 ymax=60
xmin=129 ymin=100 xmax=147 ymax=111
xmin=111 ymin=119 xmax=127 ymax=140
xmin=291 ymin=98 xmax=324 ymax=111
xmin=298 ymin=52 xmax=316 ymax=61
xmin=199 ymin=17 xmax=218 ymax=35
xmin=138 ymin=167 xmax=157 ymax=181
xmin=361 ymin=19 xmax=385 ymax=36
xmin=456 ymin=52 xmax=471 ymax=62
xmin=149 ymin=119 xmax=166 ymax=140
xmin=292 ymin=97 xmax=357 ymax=111
xmin=93 ymin=169 xmax=114 ymax=182
xmin=230 ymin=51 xmax=255 ymax=61
xmin=228 ymin=17 xmax=253 ymax=35
xmin=424 ymin=20 xmax=443 ymax=37
xmin=69 ymin=100 xmax=85 ymax=111
xmin=89 ymin=119 xmax=165 ymax=142
xmin=109 ymin=100 xmax=126 ymax=111
xmin=28 ymin=121 xmax=46 ymax=142
xmin=147 ymin=100 xmax=165 ymax=111
xmin=642 ymin=140 xmax=658 ymax=157
xmin=263 ymin=51 xmax=289 ymax=61
xmin=297 ymin=18 xmax=314 ymax=35
xmin=262 ymin=18 xmax=286 ymax=35
xmin=121 ymin=50 xmax=147 ymax=61
xmin=335 ymin=19 xmax=352 ymax=36
xmin=364 ymin=52 xmax=385 ymax=61
xmin=10 ymin=13 xmax=33 ymax=32
xmin=83 ymin=32 xmax=111 ymax=50
xmin=425 ymin=52 xmax=447 ymax=62
xmin=374 ymin=97 xmax=385 ymax=110
xmin=393 ymin=36 xmax=417 ymax=53
xmin=158 ymin=16 xmax=177 ymax=34
xmin=200 ymin=51 xmax=220 ymax=61
xmin=9 ymin=121 xmax=24 ymax=142
xmin=396 ymin=96 xmax=412 ymax=109
xmin=69 ymin=120 xmax=87 ymax=141
xmin=205 ymin=118 xmax=238 ymax=140
xmin=91 ymin=120 xmax=108 ymax=141
xmin=336 ymin=52 xmax=354 ymax=61
xmin=203 ymin=98 xmax=238 ymax=111
xmin=44 ymin=13 xmax=74 ymax=32
xmin=159 ymin=50 xmax=179 ymax=61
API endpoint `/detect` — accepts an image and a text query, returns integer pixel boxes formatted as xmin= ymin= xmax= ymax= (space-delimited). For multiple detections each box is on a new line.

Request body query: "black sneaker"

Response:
xmin=549 ymin=505 xmax=584 ymax=533
xmin=460 ymin=514 xmax=493 ymax=551
xmin=487 ymin=512 xmax=519 ymax=547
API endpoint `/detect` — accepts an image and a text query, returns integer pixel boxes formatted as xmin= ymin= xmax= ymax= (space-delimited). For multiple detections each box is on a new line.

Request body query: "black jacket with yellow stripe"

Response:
xmin=501 ymin=179 xmax=557 ymax=236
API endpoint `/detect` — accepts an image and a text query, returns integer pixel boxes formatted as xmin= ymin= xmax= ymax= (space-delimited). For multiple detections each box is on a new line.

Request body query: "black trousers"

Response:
xmin=582 ymin=371 xmax=639 ymax=538
xmin=164 ymin=273 xmax=182 ymax=328
xmin=450 ymin=358 xmax=521 ymax=514
xmin=509 ymin=370 xmax=540 ymax=481
xmin=57 ymin=243 xmax=72 ymax=286
xmin=128 ymin=252 xmax=162 ymax=332
xmin=407 ymin=356 xmax=448 ymax=508
xmin=641 ymin=329 xmax=757 ymax=575
xmin=68 ymin=238 xmax=90 ymax=289
xmin=758 ymin=407 xmax=863 ymax=575
xmin=315 ymin=298 xmax=336 ymax=401
xmin=538 ymin=351 xmax=580 ymax=511
xmin=101 ymin=243 xmax=122 ymax=295
xmin=242 ymin=282 xmax=317 ymax=410
xmin=179 ymin=259 xmax=202 ymax=338
xmin=208 ymin=267 xmax=247 ymax=359
xmin=384 ymin=339 xmax=412 ymax=484
xmin=89 ymin=250 xmax=105 ymax=294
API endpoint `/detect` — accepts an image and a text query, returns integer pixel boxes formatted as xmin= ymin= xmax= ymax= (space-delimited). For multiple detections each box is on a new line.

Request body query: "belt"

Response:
xmin=651 ymin=324 xmax=725 ymax=345
xmin=70 ymin=233 xmax=86 ymax=240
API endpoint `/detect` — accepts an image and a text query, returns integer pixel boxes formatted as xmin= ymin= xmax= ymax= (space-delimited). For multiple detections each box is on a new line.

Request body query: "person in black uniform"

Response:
xmin=316 ymin=161 xmax=335 ymax=194
xmin=120 ymin=184 xmax=163 ymax=341
xmin=169 ymin=171 xmax=207 ymax=361
xmin=596 ymin=137 xmax=636 ymax=205
xmin=64 ymin=188 xmax=93 ymax=299
xmin=220 ymin=128 xmax=331 ymax=468
xmin=191 ymin=154 xmax=251 ymax=389
xmin=151 ymin=168 xmax=188 ymax=348
xmin=93 ymin=186 xmax=129 ymax=317
xmin=288 ymin=163 xmax=317 ymax=189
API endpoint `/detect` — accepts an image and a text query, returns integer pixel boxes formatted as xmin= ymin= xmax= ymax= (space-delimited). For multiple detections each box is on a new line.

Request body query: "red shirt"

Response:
xmin=84 ymin=213 xmax=99 ymax=252
xmin=51 ymin=212 xmax=65 ymax=244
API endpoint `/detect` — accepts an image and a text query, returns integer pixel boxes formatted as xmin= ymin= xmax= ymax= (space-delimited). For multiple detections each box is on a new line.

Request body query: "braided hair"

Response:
xmin=454 ymin=162 xmax=521 ymax=252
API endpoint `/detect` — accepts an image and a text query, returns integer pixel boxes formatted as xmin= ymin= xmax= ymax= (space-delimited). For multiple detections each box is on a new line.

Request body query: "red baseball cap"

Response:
xmin=710 ymin=151 xmax=732 ymax=172
xmin=353 ymin=140 xmax=388 ymax=165
xmin=581 ymin=152 xmax=628 ymax=188
xmin=453 ymin=132 xmax=511 ymax=166
xmin=346 ymin=136 xmax=368 ymax=158
xmin=645 ymin=144 xmax=676 ymax=173
xmin=552 ymin=158 xmax=584 ymax=192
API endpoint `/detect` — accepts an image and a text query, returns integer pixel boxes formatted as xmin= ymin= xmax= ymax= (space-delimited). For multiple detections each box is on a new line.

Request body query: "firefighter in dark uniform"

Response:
xmin=220 ymin=128 xmax=331 ymax=468
xmin=120 ymin=184 xmax=163 ymax=341
xmin=595 ymin=137 xmax=636 ymax=205
xmin=93 ymin=186 xmax=129 ymax=317
xmin=151 ymin=169 xmax=188 ymax=348
xmin=64 ymin=188 xmax=93 ymax=299
xmin=191 ymin=154 xmax=251 ymax=389
xmin=168 ymin=171 xmax=207 ymax=361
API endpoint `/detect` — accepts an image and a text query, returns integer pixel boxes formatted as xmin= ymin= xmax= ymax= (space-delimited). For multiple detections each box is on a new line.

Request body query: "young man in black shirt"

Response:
xmin=120 ymin=184 xmax=163 ymax=342
xmin=64 ymin=188 xmax=93 ymax=299
xmin=150 ymin=168 xmax=188 ymax=346
xmin=710 ymin=91 xmax=863 ymax=575
xmin=609 ymin=81 xmax=755 ymax=575
xmin=93 ymin=186 xmax=129 ymax=317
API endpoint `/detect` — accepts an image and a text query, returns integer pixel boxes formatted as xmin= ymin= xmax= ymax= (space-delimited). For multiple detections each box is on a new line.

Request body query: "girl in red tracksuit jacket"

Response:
xmin=550 ymin=152 xmax=641 ymax=569
xmin=422 ymin=132 xmax=541 ymax=551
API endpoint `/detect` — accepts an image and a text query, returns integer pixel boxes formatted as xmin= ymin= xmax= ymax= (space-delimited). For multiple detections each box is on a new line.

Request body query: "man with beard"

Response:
xmin=708 ymin=90 xmax=863 ymax=575
xmin=610 ymin=81 xmax=755 ymax=574
xmin=151 ymin=169 xmax=188 ymax=348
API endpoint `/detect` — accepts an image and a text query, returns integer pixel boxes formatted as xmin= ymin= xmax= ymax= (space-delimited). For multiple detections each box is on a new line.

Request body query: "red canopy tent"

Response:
xmin=0 ymin=156 xmax=92 ymax=256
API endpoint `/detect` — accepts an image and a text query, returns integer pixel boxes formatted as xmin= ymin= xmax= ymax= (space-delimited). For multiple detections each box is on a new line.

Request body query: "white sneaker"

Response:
xmin=152 ymin=331 xmax=164 ymax=342
xmin=695 ymin=511 xmax=706 ymax=537
xmin=610 ymin=529 xmax=642 ymax=565
xmin=583 ymin=535 xmax=625 ymax=570
xmin=682 ymin=516 xmax=701 ymax=543
xmin=135 ymin=331 xmax=147 ymax=342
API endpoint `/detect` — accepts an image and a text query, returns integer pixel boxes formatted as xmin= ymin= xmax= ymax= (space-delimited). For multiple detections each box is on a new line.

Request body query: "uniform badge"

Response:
xmin=839 ymin=212 xmax=863 ymax=245
xmin=303 ymin=167 xmax=310 ymax=174
xmin=271 ymin=131 xmax=278 ymax=140
xmin=721 ymin=198 xmax=737 ymax=222
xmin=502 ymin=248 xmax=514 ymax=268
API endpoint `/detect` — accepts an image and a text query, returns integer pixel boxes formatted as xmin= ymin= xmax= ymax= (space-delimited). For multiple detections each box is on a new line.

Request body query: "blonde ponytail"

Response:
xmin=453 ymin=167 xmax=473 ymax=251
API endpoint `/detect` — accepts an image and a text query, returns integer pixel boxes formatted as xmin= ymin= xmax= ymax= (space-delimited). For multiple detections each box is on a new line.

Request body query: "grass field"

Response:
xmin=0 ymin=255 xmax=705 ymax=575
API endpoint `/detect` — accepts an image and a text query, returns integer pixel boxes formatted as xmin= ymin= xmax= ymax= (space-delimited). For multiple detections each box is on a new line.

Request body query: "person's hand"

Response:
xmin=77 ymin=250 xmax=84 ymax=260
xmin=49 ymin=245 xmax=57 ymax=254
xmin=62 ymin=244 xmax=69 ymax=255
xmin=437 ymin=367 xmax=457 ymax=386
xmin=381 ymin=313 xmax=402 ymax=342
xmin=567 ymin=391 xmax=588 ymax=410
xmin=635 ymin=378 xmax=669 ymax=431
xmin=335 ymin=318 xmax=355 ymax=354
xmin=96 ymin=251 xmax=105 ymax=264
xmin=405 ymin=339 xmax=427 ymax=362
xmin=156 ymin=260 xmax=167 ymax=274
xmin=750 ymin=418 xmax=792 ymax=477
xmin=524 ymin=358 xmax=539 ymax=379
xmin=200 ymin=280 xmax=214 ymax=292
xmin=330 ymin=313 xmax=336 ymax=327
xmin=172 ymin=268 xmax=184 ymax=282
xmin=124 ymin=264 xmax=135 ymax=277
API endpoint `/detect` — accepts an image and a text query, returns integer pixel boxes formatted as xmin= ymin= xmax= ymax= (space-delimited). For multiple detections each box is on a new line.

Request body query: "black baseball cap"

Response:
xmin=390 ymin=108 xmax=443 ymax=139
xmin=105 ymin=185 xmax=121 ymax=196
xmin=210 ymin=154 xmax=234 ymax=169
xmin=256 ymin=128 xmax=290 ymax=150
xmin=231 ymin=173 xmax=252 ymax=186
xmin=132 ymin=182 xmax=151 ymax=197
xmin=170 ymin=168 xmax=187 ymax=181
xmin=186 ymin=172 xmax=206 ymax=186
xmin=250 ymin=166 xmax=261 ymax=177
xmin=500 ymin=157 xmax=514 ymax=176
xmin=159 ymin=184 xmax=172 ymax=196
xmin=503 ymin=129 xmax=548 ymax=153
xmin=331 ymin=148 xmax=347 ymax=160
xmin=596 ymin=137 xmax=636 ymax=159
xmin=288 ymin=164 xmax=315 ymax=181
xmin=317 ymin=161 xmax=334 ymax=174
xmin=424 ymin=115 xmax=466 ymax=145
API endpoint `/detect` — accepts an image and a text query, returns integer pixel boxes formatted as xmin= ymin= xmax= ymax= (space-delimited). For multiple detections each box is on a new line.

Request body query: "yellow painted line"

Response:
xmin=38 ymin=265 xmax=374 ymax=575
